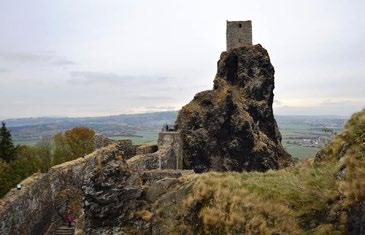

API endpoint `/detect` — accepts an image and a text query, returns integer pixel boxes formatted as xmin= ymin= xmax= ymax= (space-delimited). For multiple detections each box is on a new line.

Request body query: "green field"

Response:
xmin=283 ymin=144 xmax=320 ymax=160
xmin=109 ymin=130 xmax=321 ymax=160
xmin=11 ymin=114 xmax=345 ymax=161
xmin=15 ymin=130 xmax=322 ymax=160
xmin=109 ymin=130 xmax=159 ymax=145
xmin=14 ymin=139 xmax=39 ymax=146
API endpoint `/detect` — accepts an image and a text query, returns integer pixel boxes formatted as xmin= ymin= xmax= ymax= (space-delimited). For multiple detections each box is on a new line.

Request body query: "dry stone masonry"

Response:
xmin=127 ymin=131 xmax=183 ymax=170
xmin=226 ymin=20 xmax=252 ymax=50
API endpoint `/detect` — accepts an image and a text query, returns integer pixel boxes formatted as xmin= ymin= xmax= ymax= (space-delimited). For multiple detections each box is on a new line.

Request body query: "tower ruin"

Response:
xmin=226 ymin=20 xmax=252 ymax=50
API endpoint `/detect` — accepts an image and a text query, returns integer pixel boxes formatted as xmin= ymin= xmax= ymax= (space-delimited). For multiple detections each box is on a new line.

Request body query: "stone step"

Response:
xmin=54 ymin=232 xmax=74 ymax=235
xmin=54 ymin=225 xmax=74 ymax=235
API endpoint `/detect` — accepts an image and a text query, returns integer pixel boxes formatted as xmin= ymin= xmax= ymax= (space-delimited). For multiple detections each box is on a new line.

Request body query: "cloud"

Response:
xmin=0 ymin=51 xmax=75 ymax=67
xmin=274 ymin=97 xmax=365 ymax=116
xmin=144 ymin=105 xmax=178 ymax=111
xmin=69 ymin=71 xmax=124 ymax=84
xmin=51 ymin=59 xmax=75 ymax=66
xmin=132 ymin=95 xmax=175 ymax=101
xmin=69 ymin=71 xmax=169 ymax=85
xmin=0 ymin=68 xmax=10 ymax=73
xmin=318 ymin=98 xmax=365 ymax=106
xmin=126 ymin=105 xmax=179 ymax=113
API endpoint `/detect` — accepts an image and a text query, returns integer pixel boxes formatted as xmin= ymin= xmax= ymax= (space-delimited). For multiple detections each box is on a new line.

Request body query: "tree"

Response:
xmin=36 ymin=137 xmax=53 ymax=172
xmin=64 ymin=127 xmax=95 ymax=159
xmin=53 ymin=127 xmax=95 ymax=164
xmin=0 ymin=159 xmax=14 ymax=197
xmin=10 ymin=148 xmax=38 ymax=182
xmin=53 ymin=132 xmax=71 ymax=165
xmin=0 ymin=122 xmax=16 ymax=162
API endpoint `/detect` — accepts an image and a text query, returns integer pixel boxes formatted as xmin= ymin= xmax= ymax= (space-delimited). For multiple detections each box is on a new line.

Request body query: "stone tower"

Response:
xmin=226 ymin=20 xmax=252 ymax=50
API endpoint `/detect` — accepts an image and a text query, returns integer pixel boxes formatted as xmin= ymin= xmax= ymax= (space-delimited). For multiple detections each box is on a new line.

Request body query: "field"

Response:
xmin=277 ymin=115 xmax=345 ymax=159
xmin=14 ymin=139 xmax=39 ymax=146
xmin=109 ymin=130 xmax=159 ymax=145
xmin=282 ymin=144 xmax=319 ymax=159
xmin=5 ymin=112 xmax=347 ymax=160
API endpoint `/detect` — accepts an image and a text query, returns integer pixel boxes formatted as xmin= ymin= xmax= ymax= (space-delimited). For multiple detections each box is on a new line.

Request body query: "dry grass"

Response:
xmin=316 ymin=109 xmax=365 ymax=163
xmin=178 ymin=159 xmax=343 ymax=234
xmin=174 ymin=109 xmax=365 ymax=234
xmin=20 ymin=172 xmax=42 ymax=186
xmin=136 ymin=209 xmax=153 ymax=221
xmin=189 ymin=176 xmax=301 ymax=234
xmin=168 ymin=111 xmax=365 ymax=235
xmin=317 ymin=109 xmax=365 ymax=204
xmin=341 ymin=151 xmax=365 ymax=203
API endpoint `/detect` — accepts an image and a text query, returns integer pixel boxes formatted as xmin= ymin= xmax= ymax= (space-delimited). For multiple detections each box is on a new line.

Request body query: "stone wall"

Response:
xmin=93 ymin=134 xmax=115 ymax=149
xmin=136 ymin=144 xmax=158 ymax=155
xmin=226 ymin=20 xmax=252 ymax=50
xmin=0 ymin=145 xmax=119 ymax=235
xmin=116 ymin=139 xmax=137 ymax=159
xmin=158 ymin=131 xmax=183 ymax=169
xmin=127 ymin=131 xmax=183 ymax=170
xmin=0 ymin=134 xmax=182 ymax=234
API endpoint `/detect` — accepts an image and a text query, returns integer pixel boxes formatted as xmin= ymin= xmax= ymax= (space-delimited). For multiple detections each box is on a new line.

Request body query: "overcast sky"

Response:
xmin=0 ymin=0 xmax=364 ymax=119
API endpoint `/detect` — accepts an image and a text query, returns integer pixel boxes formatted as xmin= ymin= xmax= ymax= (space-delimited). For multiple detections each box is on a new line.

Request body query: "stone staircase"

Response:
xmin=53 ymin=225 xmax=74 ymax=235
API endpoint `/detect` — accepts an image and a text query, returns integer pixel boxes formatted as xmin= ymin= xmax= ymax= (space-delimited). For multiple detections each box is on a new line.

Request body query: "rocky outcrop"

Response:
xmin=82 ymin=148 xmax=194 ymax=234
xmin=315 ymin=109 xmax=365 ymax=234
xmin=93 ymin=135 xmax=159 ymax=160
xmin=176 ymin=45 xmax=292 ymax=172
xmin=0 ymin=135 xmax=190 ymax=235
xmin=82 ymin=149 xmax=149 ymax=234
xmin=348 ymin=202 xmax=365 ymax=235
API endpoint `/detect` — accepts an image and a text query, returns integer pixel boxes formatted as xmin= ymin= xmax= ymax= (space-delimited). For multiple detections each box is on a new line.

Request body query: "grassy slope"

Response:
xmin=177 ymin=161 xmax=342 ymax=234
xmin=163 ymin=109 xmax=365 ymax=234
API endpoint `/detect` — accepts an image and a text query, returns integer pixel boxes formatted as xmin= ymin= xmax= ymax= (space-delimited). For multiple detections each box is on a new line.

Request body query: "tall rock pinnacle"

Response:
xmin=176 ymin=45 xmax=293 ymax=172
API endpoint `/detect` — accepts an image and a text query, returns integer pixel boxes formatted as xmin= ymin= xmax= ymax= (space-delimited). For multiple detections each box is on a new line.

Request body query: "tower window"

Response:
xmin=238 ymin=23 xmax=242 ymax=28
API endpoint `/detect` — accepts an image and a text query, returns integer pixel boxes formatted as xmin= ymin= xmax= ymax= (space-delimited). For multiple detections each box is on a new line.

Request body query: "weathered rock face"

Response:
xmin=0 ymin=146 xmax=103 ymax=235
xmin=82 ymin=149 xmax=195 ymax=234
xmin=81 ymin=138 xmax=193 ymax=234
xmin=82 ymin=150 xmax=150 ymax=234
xmin=176 ymin=45 xmax=292 ymax=172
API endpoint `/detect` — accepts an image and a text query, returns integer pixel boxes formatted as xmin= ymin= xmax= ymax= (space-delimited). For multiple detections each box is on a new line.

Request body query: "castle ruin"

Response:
xmin=226 ymin=20 xmax=252 ymax=50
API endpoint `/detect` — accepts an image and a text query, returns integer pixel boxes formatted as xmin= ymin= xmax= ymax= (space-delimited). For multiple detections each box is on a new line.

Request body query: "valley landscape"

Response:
xmin=0 ymin=1 xmax=364 ymax=235
xmin=5 ymin=112 xmax=346 ymax=160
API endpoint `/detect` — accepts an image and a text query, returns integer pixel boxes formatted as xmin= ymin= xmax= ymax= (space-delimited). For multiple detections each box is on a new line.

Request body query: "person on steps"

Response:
xmin=66 ymin=208 xmax=73 ymax=227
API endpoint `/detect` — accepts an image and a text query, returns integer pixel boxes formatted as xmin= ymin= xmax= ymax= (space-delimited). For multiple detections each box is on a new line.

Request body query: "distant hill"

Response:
xmin=3 ymin=111 xmax=178 ymax=142
xmin=2 ymin=111 xmax=347 ymax=159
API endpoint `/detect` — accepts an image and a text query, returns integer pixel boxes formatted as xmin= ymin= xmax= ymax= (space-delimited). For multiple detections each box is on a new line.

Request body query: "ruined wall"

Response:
xmin=158 ymin=131 xmax=183 ymax=169
xmin=226 ymin=20 xmax=252 ymax=50
xmin=0 ymin=145 xmax=119 ymax=235
xmin=93 ymin=134 xmax=115 ymax=149
xmin=127 ymin=131 xmax=183 ymax=170
xmin=136 ymin=144 xmax=158 ymax=155
xmin=115 ymin=139 xmax=137 ymax=159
